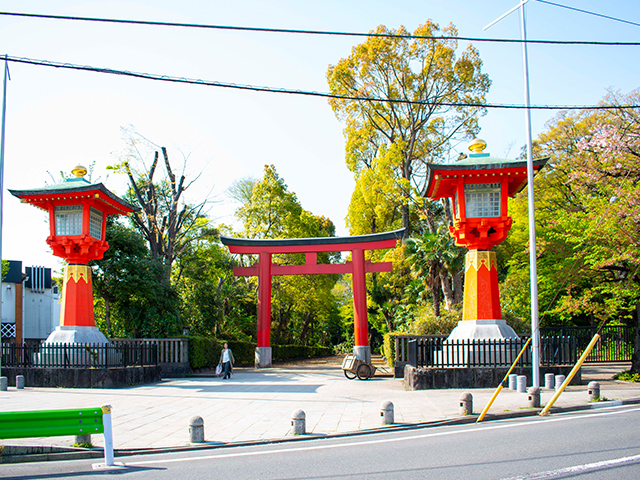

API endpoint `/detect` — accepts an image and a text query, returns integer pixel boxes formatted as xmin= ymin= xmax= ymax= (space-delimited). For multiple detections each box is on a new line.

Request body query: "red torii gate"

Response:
xmin=220 ymin=228 xmax=404 ymax=367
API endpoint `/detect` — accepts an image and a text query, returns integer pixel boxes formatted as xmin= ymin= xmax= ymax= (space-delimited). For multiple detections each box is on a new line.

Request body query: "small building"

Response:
xmin=1 ymin=260 xmax=61 ymax=342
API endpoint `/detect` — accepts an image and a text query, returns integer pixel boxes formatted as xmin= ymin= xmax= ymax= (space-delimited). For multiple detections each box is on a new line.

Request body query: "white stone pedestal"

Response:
xmin=353 ymin=345 xmax=371 ymax=364
xmin=255 ymin=346 xmax=272 ymax=368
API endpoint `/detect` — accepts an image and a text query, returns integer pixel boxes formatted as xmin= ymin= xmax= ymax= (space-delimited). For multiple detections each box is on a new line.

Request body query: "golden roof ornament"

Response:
xmin=468 ymin=138 xmax=487 ymax=154
xmin=71 ymin=165 xmax=88 ymax=178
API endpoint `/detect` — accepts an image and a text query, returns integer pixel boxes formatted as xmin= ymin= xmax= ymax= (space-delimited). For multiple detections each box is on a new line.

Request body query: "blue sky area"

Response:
xmin=0 ymin=0 xmax=638 ymax=271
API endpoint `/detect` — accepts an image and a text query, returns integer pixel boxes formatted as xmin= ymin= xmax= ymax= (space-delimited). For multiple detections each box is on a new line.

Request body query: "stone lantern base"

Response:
xmin=446 ymin=319 xmax=518 ymax=340
xmin=43 ymin=325 xmax=110 ymax=345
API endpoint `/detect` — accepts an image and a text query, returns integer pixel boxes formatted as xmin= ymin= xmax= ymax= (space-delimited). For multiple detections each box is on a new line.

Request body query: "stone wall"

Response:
xmin=403 ymin=365 xmax=580 ymax=390
xmin=2 ymin=366 xmax=161 ymax=388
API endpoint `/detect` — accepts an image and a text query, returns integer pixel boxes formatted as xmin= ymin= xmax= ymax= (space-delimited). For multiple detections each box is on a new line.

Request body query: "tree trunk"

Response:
xmin=439 ymin=270 xmax=454 ymax=311
xmin=430 ymin=262 xmax=441 ymax=318
xmin=452 ymin=271 xmax=464 ymax=305
xmin=104 ymin=296 xmax=112 ymax=337
xmin=299 ymin=312 xmax=314 ymax=346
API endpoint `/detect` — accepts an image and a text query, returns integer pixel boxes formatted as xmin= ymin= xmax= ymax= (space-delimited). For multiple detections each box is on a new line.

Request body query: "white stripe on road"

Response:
xmin=127 ymin=405 xmax=640 ymax=466
xmin=500 ymin=453 xmax=640 ymax=479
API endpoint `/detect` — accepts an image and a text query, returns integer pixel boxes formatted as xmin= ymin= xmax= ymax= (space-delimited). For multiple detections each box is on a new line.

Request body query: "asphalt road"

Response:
xmin=3 ymin=405 xmax=640 ymax=479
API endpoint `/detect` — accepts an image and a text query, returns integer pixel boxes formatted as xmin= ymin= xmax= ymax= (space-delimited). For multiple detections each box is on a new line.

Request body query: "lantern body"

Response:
xmin=10 ymin=169 xmax=135 ymax=338
xmin=424 ymin=143 xmax=548 ymax=346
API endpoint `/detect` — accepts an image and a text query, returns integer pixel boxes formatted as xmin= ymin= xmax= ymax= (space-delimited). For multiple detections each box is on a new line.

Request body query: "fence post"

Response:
xmin=407 ymin=340 xmax=417 ymax=368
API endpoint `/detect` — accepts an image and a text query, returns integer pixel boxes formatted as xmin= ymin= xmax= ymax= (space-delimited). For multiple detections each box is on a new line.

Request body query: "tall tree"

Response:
xmin=235 ymin=165 xmax=342 ymax=346
xmin=111 ymin=129 xmax=210 ymax=286
xmin=500 ymin=90 xmax=640 ymax=372
xmin=327 ymin=20 xmax=491 ymax=236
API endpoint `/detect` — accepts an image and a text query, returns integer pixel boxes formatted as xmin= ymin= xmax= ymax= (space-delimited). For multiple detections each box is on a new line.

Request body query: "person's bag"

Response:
xmin=215 ymin=363 xmax=223 ymax=376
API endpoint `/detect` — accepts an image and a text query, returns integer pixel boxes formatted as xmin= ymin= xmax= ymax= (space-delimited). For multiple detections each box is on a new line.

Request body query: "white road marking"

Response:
xmin=500 ymin=453 xmax=640 ymax=479
xmin=126 ymin=405 xmax=640 ymax=466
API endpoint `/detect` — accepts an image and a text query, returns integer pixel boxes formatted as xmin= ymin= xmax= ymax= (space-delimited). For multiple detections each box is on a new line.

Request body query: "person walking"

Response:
xmin=219 ymin=342 xmax=235 ymax=380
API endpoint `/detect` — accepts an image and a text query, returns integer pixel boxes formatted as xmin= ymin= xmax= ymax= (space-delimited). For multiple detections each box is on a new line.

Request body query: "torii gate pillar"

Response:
xmin=222 ymin=229 xmax=404 ymax=367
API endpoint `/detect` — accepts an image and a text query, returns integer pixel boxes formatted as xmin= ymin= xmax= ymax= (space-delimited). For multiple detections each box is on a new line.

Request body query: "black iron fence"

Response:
xmin=539 ymin=326 xmax=634 ymax=362
xmin=1 ymin=342 xmax=158 ymax=368
xmin=404 ymin=336 xmax=577 ymax=369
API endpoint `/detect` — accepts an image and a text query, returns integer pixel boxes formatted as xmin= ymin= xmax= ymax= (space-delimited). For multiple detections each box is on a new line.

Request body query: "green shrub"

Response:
xmin=613 ymin=370 xmax=640 ymax=382
xmin=273 ymin=345 xmax=332 ymax=360
xmin=188 ymin=336 xmax=221 ymax=369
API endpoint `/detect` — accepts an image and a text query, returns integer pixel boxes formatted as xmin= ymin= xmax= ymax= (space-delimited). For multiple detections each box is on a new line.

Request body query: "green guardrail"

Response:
xmin=0 ymin=405 xmax=115 ymax=466
xmin=0 ymin=407 xmax=104 ymax=439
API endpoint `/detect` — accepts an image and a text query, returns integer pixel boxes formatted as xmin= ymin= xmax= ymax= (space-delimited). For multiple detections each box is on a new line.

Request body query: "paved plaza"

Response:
xmin=1 ymin=359 xmax=639 ymax=451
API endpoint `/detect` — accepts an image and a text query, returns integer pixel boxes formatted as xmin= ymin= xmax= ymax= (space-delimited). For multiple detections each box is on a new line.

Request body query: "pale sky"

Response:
xmin=0 ymin=0 xmax=638 ymax=273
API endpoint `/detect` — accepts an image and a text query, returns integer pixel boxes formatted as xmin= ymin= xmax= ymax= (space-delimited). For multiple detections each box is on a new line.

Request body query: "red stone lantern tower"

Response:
xmin=10 ymin=165 xmax=136 ymax=344
xmin=425 ymin=139 xmax=547 ymax=340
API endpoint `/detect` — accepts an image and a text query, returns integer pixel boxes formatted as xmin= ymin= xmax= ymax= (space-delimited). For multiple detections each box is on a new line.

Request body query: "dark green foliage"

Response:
xmin=92 ymin=219 xmax=181 ymax=338
xmin=187 ymin=336 xmax=222 ymax=370
xmin=273 ymin=345 xmax=333 ymax=360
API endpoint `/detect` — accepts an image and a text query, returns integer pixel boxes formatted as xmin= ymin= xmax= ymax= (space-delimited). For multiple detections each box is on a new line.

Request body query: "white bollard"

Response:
xmin=555 ymin=375 xmax=566 ymax=391
xmin=101 ymin=405 xmax=115 ymax=466
xmin=516 ymin=375 xmax=527 ymax=393
xmin=544 ymin=373 xmax=555 ymax=390
xmin=291 ymin=409 xmax=306 ymax=435
xmin=0 ymin=377 xmax=7 ymax=391
xmin=380 ymin=401 xmax=394 ymax=425
xmin=16 ymin=375 xmax=25 ymax=389
xmin=508 ymin=374 xmax=518 ymax=390
xmin=189 ymin=416 xmax=205 ymax=443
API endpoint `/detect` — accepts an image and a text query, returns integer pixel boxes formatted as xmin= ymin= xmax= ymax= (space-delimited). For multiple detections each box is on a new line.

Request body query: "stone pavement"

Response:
xmin=1 ymin=358 xmax=639 ymax=451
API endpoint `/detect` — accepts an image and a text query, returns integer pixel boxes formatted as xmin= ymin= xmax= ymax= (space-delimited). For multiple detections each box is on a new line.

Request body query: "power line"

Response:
xmin=535 ymin=0 xmax=640 ymax=29
xmin=0 ymin=11 xmax=639 ymax=46
xmin=5 ymin=55 xmax=639 ymax=110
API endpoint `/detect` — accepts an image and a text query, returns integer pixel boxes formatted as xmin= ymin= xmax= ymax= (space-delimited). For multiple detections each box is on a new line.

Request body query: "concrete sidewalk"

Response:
xmin=1 ymin=359 xmax=638 ymax=451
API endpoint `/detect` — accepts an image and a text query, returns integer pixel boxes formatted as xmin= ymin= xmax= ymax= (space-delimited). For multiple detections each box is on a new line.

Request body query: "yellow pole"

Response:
xmin=477 ymin=337 xmax=532 ymax=423
xmin=539 ymin=333 xmax=600 ymax=416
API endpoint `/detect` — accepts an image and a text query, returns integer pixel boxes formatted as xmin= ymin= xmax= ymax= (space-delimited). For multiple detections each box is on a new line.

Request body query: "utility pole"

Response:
xmin=484 ymin=0 xmax=540 ymax=387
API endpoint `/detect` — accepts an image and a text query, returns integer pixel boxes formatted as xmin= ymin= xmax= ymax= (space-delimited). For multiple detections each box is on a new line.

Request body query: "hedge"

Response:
xmin=188 ymin=336 xmax=333 ymax=369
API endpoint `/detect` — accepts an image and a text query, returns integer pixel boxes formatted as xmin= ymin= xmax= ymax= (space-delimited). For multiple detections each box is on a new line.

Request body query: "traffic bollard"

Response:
xmin=527 ymin=386 xmax=541 ymax=408
xmin=459 ymin=392 xmax=473 ymax=416
xmin=588 ymin=381 xmax=600 ymax=401
xmin=508 ymin=374 xmax=517 ymax=390
xmin=544 ymin=373 xmax=555 ymax=390
xmin=516 ymin=375 xmax=527 ymax=393
xmin=0 ymin=377 xmax=6 ymax=391
xmin=189 ymin=416 xmax=205 ymax=444
xmin=555 ymin=375 xmax=566 ymax=391
xmin=291 ymin=409 xmax=306 ymax=435
xmin=16 ymin=375 xmax=25 ymax=389
xmin=380 ymin=401 xmax=394 ymax=425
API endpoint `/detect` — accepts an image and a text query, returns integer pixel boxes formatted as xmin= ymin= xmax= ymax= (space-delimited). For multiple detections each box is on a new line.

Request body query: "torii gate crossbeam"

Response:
xmin=221 ymin=229 xmax=404 ymax=367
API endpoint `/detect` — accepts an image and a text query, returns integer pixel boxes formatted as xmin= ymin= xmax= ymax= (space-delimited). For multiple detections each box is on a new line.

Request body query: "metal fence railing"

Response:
xmin=1 ymin=342 xmax=158 ymax=368
xmin=400 ymin=336 xmax=577 ymax=369
xmin=109 ymin=338 xmax=188 ymax=364
xmin=539 ymin=326 xmax=634 ymax=362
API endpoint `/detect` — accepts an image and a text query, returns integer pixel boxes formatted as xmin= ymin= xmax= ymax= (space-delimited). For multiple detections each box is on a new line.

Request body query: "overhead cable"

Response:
xmin=0 ymin=11 xmax=639 ymax=46
xmin=4 ymin=55 xmax=639 ymax=110
xmin=535 ymin=0 xmax=640 ymax=29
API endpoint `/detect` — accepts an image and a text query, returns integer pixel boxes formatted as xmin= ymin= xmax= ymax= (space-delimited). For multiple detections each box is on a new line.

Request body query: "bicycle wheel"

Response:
xmin=344 ymin=369 xmax=356 ymax=380
xmin=357 ymin=363 xmax=372 ymax=380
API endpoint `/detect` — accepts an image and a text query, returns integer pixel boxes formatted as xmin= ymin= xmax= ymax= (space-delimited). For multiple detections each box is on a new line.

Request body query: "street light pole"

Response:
xmin=484 ymin=0 xmax=540 ymax=387
xmin=0 ymin=57 xmax=9 ymax=376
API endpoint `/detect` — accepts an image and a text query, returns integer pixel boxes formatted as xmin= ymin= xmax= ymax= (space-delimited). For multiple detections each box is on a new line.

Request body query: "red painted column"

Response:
xmin=351 ymin=248 xmax=369 ymax=347
xmin=257 ymin=252 xmax=272 ymax=348
xmin=60 ymin=265 xmax=95 ymax=327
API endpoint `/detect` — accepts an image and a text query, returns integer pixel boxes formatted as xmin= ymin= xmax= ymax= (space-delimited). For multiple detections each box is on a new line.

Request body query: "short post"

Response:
xmin=587 ymin=381 xmax=600 ymax=402
xmin=544 ymin=373 xmax=555 ymax=390
xmin=555 ymin=375 xmax=566 ymax=391
xmin=527 ymin=386 xmax=541 ymax=408
xmin=380 ymin=401 xmax=394 ymax=425
xmin=0 ymin=377 xmax=7 ymax=391
xmin=291 ymin=409 xmax=306 ymax=435
xmin=516 ymin=375 xmax=527 ymax=393
xmin=75 ymin=434 xmax=92 ymax=446
xmin=16 ymin=375 xmax=25 ymax=389
xmin=101 ymin=405 xmax=114 ymax=467
xmin=459 ymin=392 xmax=473 ymax=416
xmin=189 ymin=416 xmax=205 ymax=444
xmin=508 ymin=374 xmax=517 ymax=390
